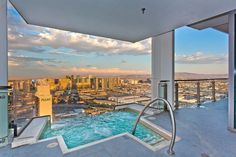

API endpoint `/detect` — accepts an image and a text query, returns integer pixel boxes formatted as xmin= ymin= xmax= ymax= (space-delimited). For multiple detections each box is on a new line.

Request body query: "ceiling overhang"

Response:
xmin=10 ymin=0 xmax=236 ymax=42
xmin=189 ymin=14 xmax=229 ymax=33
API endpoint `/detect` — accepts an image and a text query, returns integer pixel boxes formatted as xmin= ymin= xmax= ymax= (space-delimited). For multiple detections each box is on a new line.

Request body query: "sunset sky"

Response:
xmin=8 ymin=3 xmax=228 ymax=80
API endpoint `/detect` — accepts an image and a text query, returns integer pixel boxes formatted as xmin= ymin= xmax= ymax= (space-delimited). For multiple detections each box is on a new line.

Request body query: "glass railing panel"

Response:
xmin=215 ymin=79 xmax=228 ymax=100
xmin=174 ymin=78 xmax=228 ymax=109
xmin=176 ymin=81 xmax=198 ymax=108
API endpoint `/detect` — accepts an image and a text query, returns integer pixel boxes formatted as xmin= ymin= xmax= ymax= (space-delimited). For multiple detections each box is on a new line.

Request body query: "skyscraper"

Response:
xmin=35 ymin=82 xmax=53 ymax=121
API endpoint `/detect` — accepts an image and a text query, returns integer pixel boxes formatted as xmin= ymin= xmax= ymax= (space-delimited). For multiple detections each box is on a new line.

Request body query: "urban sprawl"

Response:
xmin=7 ymin=75 xmax=228 ymax=125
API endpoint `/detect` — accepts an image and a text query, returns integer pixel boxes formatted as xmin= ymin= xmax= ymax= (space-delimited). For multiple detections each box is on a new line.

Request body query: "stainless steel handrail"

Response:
xmin=131 ymin=98 xmax=176 ymax=155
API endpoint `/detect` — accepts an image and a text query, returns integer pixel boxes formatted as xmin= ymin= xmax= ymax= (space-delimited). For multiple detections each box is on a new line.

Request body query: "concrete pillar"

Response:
xmin=151 ymin=31 xmax=175 ymax=106
xmin=0 ymin=0 xmax=9 ymax=147
xmin=228 ymin=12 xmax=236 ymax=131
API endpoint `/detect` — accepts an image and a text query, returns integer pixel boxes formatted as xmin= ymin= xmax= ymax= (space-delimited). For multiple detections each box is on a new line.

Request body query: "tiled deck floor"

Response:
xmin=0 ymin=99 xmax=235 ymax=157
xmin=150 ymin=99 xmax=236 ymax=157
xmin=0 ymin=135 xmax=157 ymax=157
xmin=0 ymin=139 xmax=63 ymax=157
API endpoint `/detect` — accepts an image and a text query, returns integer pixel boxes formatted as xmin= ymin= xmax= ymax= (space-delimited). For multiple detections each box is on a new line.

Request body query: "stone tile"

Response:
xmin=149 ymin=99 xmax=236 ymax=157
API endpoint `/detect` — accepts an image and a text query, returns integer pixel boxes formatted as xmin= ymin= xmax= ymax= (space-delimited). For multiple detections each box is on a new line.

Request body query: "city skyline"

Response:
xmin=8 ymin=2 xmax=228 ymax=80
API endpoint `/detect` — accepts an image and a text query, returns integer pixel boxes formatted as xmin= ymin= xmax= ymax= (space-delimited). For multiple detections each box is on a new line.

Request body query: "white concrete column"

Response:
xmin=0 ymin=0 xmax=9 ymax=146
xmin=228 ymin=12 xmax=236 ymax=131
xmin=151 ymin=31 xmax=175 ymax=106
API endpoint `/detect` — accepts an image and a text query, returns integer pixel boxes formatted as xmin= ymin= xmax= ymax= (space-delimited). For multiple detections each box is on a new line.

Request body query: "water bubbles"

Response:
xmin=40 ymin=111 xmax=162 ymax=149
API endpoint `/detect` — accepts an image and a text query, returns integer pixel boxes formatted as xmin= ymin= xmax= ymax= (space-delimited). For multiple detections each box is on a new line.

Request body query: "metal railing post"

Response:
xmin=163 ymin=83 xmax=168 ymax=111
xmin=196 ymin=81 xmax=201 ymax=105
xmin=175 ymin=82 xmax=179 ymax=109
xmin=174 ymin=78 xmax=227 ymax=107
xmin=212 ymin=81 xmax=216 ymax=102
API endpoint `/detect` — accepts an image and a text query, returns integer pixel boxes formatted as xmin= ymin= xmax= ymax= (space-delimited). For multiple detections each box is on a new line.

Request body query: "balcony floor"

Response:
xmin=0 ymin=99 xmax=235 ymax=157
xmin=0 ymin=134 xmax=157 ymax=157
xmin=149 ymin=99 xmax=236 ymax=157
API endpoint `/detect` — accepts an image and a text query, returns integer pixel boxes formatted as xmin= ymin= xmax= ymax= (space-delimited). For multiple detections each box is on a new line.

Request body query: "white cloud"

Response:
xmin=8 ymin=60 xmax=19 ymax=67
xmin=9 ymin=62 xmax=148 ymax=79
xmin=8 ymin=54 xmax=61 ymax=68
xmin=61 ymin=67 xmax=148 ymax=75
xmin=175 ymin=52 xmax=227 ymax=64
xmin=8 ymin=3 xmax=151 ymax=56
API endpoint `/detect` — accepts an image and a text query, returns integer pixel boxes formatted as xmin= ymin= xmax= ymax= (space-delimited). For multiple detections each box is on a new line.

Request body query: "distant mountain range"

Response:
xmin=175 ymin=72 xmax=227 ymax=80
xmin=119 ymin=72 xmax=227 ymax=80
xmin=10 ymin=72 xmax=228 ymax=81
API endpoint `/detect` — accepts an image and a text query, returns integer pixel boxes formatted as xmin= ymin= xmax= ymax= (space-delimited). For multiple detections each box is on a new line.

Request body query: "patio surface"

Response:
xmin=149 ymin=99 xmax=236 ymax=157
xmin=0 ymin=99 xmax=235 ymax=157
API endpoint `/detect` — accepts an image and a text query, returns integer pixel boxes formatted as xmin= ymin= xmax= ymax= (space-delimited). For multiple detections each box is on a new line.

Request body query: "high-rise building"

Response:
xmin=18 ymin=81 xmax=24 ymax=91
xmin=23 ymin=80 xmax=31 ymax=92
xmin=46 ymin=78 xmax=58 ymax=91
xmin=35 ymin=82 xmax=53 ymax=121
xmin=59 ymin=78 xmax=72 ymax=90
xmin=101 ymin=78 xmax=108 ymax=91
xmin=77 ymin=76 xmax=91 ymax=89
xmin=75 ymin=75 xmax=121 ymax=91
xmin=95 ymin=78 xmax=100 ymax=91
xmin=89 ymin=76 xmax=96 ymax=90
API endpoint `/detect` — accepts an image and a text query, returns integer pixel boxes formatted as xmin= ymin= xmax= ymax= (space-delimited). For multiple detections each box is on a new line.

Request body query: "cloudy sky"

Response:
xmin=8 ymin=3 xmax=228 ymax=80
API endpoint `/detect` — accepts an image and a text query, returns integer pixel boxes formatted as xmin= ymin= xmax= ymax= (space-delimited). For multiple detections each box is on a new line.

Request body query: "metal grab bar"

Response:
xmin=131 ymin=98 xmax=176 ymax=155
